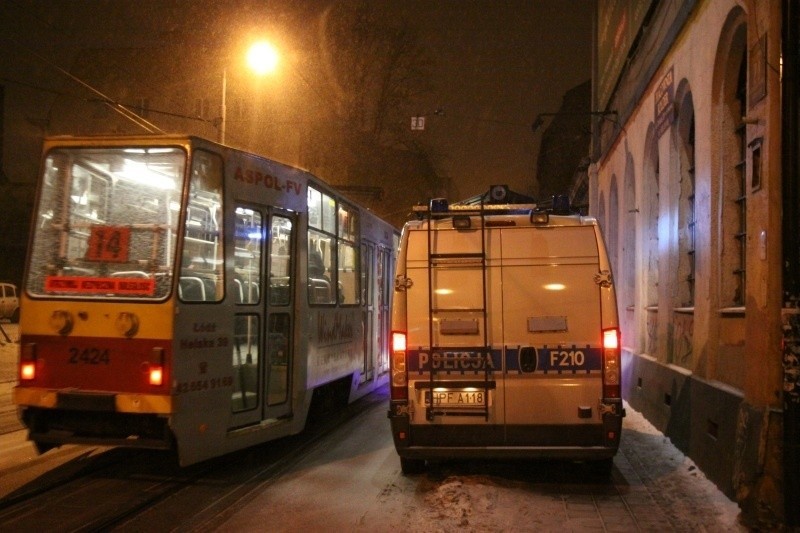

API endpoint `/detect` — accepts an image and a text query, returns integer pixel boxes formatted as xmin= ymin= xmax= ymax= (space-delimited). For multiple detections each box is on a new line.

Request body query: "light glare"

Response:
xmin=247 ymin=41 xmax=279 ymax=75
xmin=603 ymin=329 xmax=619 ymax=350
xmin=21 ymin=362 xmax=35 ymax=380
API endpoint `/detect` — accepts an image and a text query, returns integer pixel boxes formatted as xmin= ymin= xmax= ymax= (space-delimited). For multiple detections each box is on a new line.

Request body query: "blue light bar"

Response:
xmin=429 ymin=198 xmax=449 ymax=213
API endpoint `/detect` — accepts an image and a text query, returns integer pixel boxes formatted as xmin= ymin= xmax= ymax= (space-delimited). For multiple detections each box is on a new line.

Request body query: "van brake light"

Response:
xmin=392 ymin=331 xmax=407 ymax=352
xmin=603 ymin=329 xmax=619 ymax=350
xmin=390 ymin=331 xmax=408 ymax=401
xmin=602 ymin=327 xmax=621 ymax=399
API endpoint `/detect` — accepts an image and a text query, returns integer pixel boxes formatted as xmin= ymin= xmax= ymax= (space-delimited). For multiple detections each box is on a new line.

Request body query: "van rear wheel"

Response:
xmin=589 ymin=457 xmax=614 ymax=478
xmin=400 ymin=457 xmax=425 ymax=475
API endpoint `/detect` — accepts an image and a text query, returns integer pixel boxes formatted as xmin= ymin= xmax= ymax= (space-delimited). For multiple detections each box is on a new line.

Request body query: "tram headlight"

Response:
xmin=49 ymin=310 xmax=74 ymax=336
xmin=116 ymin=312 xmax=140 ymax=338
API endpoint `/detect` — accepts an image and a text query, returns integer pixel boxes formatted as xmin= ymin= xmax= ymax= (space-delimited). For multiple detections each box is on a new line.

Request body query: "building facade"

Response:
xmin=592 ymin=0 xmax=799 ymax=527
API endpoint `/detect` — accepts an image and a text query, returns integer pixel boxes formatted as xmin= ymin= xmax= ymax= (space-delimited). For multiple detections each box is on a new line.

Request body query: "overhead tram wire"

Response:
xmin=3 ymin=35 xmax=166 ymax=135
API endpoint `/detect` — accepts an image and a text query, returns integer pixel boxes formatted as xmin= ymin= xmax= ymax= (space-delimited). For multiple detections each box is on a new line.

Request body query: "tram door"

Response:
xmin=230 ymin=206 xmax=295 ymax=428
xmin=361 ymin=243 xmax=375 ymax=383
xmin=263 ymin=211 xmax=294 ymax=419
xmin=376 ymin=246 xmax=391 ymax=374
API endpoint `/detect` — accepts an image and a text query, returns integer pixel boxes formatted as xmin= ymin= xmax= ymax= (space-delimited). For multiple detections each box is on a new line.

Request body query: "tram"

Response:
xmin=14 ymin=135 xmax=398 ymax=466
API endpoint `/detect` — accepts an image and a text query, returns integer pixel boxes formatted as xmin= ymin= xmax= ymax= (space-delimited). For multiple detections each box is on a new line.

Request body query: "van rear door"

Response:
xmin=404 ymin=225 xmax=504 ymax=426
xmin=500 ymin=225 xmax=605 ymax=443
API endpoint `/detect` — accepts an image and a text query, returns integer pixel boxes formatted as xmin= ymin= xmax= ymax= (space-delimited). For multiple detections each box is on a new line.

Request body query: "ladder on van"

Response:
xmin=422 ymin=201 xmax=492 ymax=421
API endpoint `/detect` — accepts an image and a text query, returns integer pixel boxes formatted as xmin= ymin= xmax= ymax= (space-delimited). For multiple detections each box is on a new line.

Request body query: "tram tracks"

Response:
xmin=0 ymin=388 xmax=386 ymax=532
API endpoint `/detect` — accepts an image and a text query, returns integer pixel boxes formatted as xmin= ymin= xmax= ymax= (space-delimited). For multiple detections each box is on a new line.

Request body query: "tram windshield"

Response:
xmin=26 ymin=146 xmax=186 ymax=299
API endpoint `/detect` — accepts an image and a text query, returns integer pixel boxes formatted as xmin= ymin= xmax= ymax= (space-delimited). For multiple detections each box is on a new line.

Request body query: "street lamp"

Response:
xmin=219 ymin=40 xmax=280 ymax=144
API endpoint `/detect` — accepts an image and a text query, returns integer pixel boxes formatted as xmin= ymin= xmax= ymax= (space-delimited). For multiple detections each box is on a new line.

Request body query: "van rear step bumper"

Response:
xmin=398 ymin=445 xmax=617 ymax=461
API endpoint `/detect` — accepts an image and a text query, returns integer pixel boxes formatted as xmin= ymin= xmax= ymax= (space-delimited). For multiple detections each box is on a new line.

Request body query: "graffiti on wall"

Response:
xmin=646 ymin=309 xmax=658 ymax=355
xmin=668 ymin=311 xmax=694 ymax=367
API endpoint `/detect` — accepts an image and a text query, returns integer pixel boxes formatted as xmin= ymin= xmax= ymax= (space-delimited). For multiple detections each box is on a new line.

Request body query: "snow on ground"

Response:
xmin=372 ymin=404 xmax=745 ymax=532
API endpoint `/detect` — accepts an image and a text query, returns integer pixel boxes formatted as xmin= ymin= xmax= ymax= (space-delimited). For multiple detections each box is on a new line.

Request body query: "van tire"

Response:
xmin=10 ymin=308 xmax=19 ymax=323
xmin=400 ymin=457 xmax=425 ymax=475
xmin=589 ymin=457 xmax=614 ymax=478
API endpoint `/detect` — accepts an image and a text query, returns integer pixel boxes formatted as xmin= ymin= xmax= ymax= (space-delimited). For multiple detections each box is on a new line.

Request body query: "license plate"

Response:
xmin=426 ymin=390 xmax=488 ymax=407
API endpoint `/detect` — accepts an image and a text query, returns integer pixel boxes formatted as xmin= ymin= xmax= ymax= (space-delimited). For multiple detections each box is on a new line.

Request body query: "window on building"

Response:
xmin=733 ymin=55 xmax=747 ymax=306
xmin=720 ymin=28 xmax=748 ymax=308
xmin=676 ymin=95 xmax=696 ymax=307
xmin=623 ymin=154 xmax=636 ymax=311
xmin=609 ymin=175 xmax=619 ymax=275
xmin=645 ymin=125 xmax=660 ymax=309
xmin=643 ymin=124 xmax=660 ymax=356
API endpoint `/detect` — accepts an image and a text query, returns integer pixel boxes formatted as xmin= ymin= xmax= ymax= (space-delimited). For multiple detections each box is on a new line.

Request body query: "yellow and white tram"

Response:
xmin=14 ymin=135 xmax=397 ymax=465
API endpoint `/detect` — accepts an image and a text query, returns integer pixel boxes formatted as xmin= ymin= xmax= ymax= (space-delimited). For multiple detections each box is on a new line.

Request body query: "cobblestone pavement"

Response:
xmin=0 ymin=323 xmax=22 ymax=435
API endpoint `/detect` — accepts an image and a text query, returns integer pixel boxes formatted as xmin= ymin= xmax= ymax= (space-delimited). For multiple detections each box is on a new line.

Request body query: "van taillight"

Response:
xmin=392 ymin=331 xmax=407 ymax=352
xmin=20 ymin=343 xmax=37 ymax=381
xmin=602 ymin=327 xmax=621 ymax=399
xmin=391 ymin=331 xmax=408 ymax=400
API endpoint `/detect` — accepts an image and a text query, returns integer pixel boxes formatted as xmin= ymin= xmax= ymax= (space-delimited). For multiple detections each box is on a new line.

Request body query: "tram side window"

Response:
xmin=307 ymin=186 xmax=361 ymax=305
xmin=307 ymin=186 xmax=337 ymax=305
xmin=337 ymin=204 xmax=359 ymax=305
xmin=308 ymin=230 xmax=335 ymax=304
xmin=180 ymin=150 xmax=224 ymax=302
xmin=270 ymin=216 xmax=293 ymax=306
xmin=234 ymin=207 xmax=262 ymax=304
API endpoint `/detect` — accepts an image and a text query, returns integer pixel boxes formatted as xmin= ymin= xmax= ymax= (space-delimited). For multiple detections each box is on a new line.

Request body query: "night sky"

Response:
xmin=1 ymin=0 xmax=593 ymax=201
xmin=385 ymin=0 xmax=594 ymax=198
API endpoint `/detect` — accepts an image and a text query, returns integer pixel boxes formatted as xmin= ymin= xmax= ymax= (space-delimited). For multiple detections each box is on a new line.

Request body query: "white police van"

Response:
xmin=388 ymin=187 xmax=624 ymax=474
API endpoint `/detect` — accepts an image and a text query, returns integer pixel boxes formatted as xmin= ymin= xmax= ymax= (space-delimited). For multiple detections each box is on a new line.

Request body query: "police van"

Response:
xmin=388 ymin=187 xmax=624 ymax=474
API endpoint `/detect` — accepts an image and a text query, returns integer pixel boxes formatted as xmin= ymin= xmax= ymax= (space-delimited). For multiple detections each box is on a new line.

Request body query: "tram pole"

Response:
xmin=219 ymin=67 xmax=227 ymax=145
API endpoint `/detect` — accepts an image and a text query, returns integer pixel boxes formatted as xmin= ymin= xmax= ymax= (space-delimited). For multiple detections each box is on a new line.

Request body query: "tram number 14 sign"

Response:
xmin=87 ymin=226 xmax=131 ymax=263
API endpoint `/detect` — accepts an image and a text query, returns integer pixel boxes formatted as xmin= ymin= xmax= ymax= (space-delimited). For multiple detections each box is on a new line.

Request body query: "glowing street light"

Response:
xmin=220 ymin=40 xmax=280 ymax=144
xmin=247 ymin=41 xmax=280 ymax=76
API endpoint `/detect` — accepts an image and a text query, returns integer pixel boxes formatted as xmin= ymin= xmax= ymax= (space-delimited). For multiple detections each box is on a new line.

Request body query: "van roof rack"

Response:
xmin=411 ymin=202 xmax=538 ymax=215
xmin=412 ymin=185 xmax=576 ymax=217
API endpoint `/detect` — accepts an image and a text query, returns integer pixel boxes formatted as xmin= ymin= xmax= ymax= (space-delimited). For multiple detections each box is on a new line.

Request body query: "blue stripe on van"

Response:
xmin=505 ymin=345 xmax=602 ymax=374
xmin=405 ymin=345 xmax=602 ymax=375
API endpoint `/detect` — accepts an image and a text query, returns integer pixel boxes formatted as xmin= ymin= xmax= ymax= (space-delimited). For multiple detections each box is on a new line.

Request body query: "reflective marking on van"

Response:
xmin=408 ymin=349 xmax=501 ymax=374
xmin=505 ymin=345 xmax=601 ymax=374
xmin=406 ymin=346 xmax=601 ymax=375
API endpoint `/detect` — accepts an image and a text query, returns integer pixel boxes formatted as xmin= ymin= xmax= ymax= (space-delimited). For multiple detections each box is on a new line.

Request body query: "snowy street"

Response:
xmin=0 ymin=325 xmax=745 ymax=531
